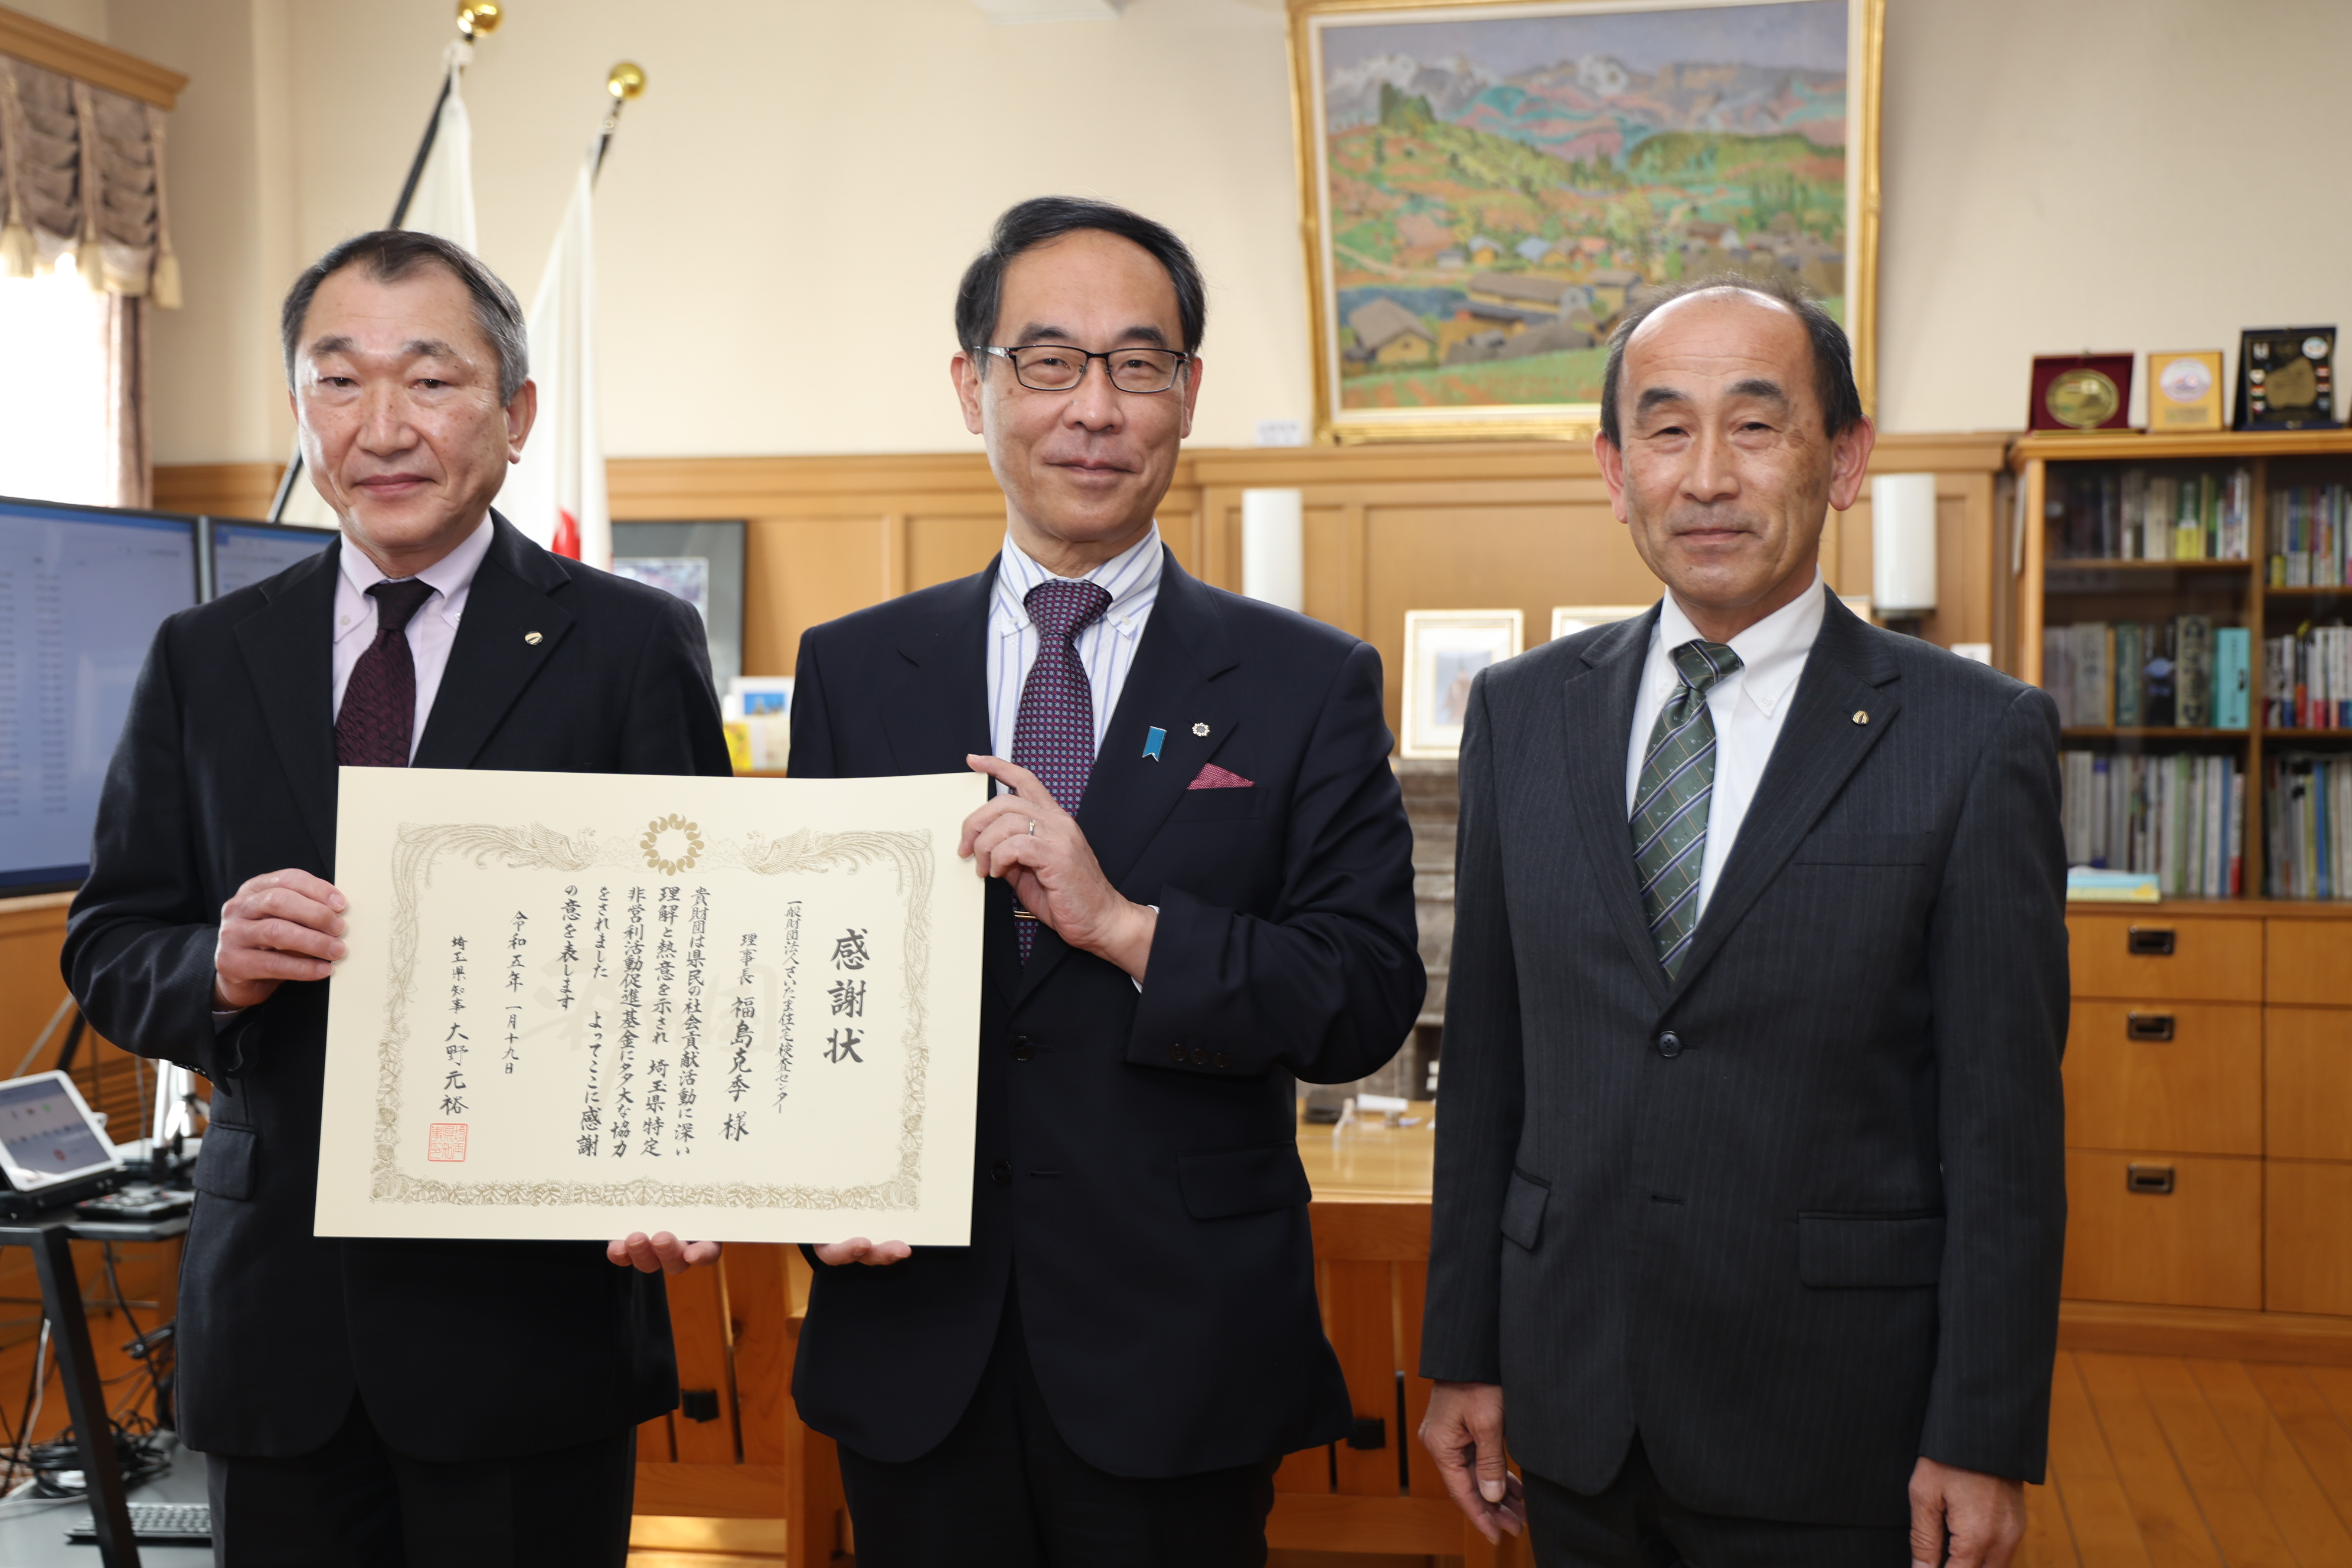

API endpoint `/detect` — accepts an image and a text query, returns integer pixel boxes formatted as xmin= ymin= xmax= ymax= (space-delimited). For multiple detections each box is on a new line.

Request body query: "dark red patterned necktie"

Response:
xmin=335 ymin=579 xmax=438 ymax=768
xmin=1010 ymin=579 xmax=1110 ymax=961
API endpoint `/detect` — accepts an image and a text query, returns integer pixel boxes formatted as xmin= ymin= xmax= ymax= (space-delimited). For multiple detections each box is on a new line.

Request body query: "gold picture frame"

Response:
xmin=1288 ymin=0 xmax=1884 ymax=446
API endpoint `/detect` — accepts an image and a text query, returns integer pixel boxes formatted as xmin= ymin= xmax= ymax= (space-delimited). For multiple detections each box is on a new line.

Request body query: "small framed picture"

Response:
xmin=1550 ymin=605 xmax=1652 ymax=641
xmin=724 ymin=675 xmax=794 ymax=722
xmin=1402 ymin=610 xmax=1524 ymax=759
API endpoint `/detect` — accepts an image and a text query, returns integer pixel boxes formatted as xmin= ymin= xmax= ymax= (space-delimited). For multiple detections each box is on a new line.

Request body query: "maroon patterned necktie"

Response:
xmin=1010 ymin=578 xmax=1111 ymax=961
xmin=335 ymin=579 xmax=439 ymax=768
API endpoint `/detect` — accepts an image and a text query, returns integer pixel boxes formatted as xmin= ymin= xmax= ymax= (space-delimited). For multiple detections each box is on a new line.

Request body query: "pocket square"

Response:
xmin=1188 ymin=763 xmax=1253 ymax=790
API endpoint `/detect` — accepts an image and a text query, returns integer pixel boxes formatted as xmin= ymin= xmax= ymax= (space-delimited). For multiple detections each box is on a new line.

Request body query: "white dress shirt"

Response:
xmin=331 ymin=517 xmax=496 ymax=762
xmin=985 ymin=522 xmax=1164 ymax=763
xmin=1625 ymin=571 xmax=1826 ymax=922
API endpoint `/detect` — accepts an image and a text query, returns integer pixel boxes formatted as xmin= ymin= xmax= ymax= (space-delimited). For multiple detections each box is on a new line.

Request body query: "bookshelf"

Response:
xmin=2014 ymin=428 xmax=2352 ymax=903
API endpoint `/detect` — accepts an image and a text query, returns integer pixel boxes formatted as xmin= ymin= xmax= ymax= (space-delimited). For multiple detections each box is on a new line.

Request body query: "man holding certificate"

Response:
xmin=64 ymin=231 xmax=730 ymax=1565
xmin=787 ymin=196 xmax=1426 ymax=1566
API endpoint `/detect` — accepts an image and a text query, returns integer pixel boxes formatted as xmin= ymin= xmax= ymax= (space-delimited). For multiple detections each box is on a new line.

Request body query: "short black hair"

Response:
xmin=1597 ymin=270 xmax=1861 ymax=447
xmin=955 ymin=196 xmax=1207 ymax=362
xmin=280 ymin=230 xmax=530 ymax=403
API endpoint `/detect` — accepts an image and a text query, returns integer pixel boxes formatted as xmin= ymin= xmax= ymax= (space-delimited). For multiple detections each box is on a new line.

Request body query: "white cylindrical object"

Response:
xmin=1242 ymin=488 xmax=1305 ymax=612
xmin=1871 ymin=472 xmax=1939 ymax=613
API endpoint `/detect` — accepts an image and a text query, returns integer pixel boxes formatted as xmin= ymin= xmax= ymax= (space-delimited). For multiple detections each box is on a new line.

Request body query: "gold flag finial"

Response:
xmin=607 ymin=61 xmax=646 ymax=100
xmin=458 ymin=1 xmax=502 ymax=37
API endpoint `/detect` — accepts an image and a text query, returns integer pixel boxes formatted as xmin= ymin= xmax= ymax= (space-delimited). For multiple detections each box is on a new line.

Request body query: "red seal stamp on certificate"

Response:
xmin=426 ymin=1123 xmax=469 ymax=1162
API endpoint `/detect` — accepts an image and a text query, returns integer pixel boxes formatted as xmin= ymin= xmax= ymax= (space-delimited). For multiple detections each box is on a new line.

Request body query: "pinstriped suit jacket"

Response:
xmin=1419 ymin=589 xmax=2069 ymax=1527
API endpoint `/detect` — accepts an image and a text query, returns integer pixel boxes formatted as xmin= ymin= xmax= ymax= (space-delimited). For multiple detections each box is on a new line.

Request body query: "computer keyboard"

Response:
xmin=66 ymin=1500 xmax=211 ymax=1546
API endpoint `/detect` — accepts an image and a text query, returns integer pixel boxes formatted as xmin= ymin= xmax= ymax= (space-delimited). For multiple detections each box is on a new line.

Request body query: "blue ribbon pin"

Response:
xmin=1142 ymin=726 xmax=1166 ymax=761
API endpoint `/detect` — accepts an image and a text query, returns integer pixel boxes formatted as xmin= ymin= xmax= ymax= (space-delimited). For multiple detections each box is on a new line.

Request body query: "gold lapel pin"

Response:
xmin=1193 ymin=722 xmax=1210 ymax=737
xmin=1851 ymin=709 xmax=1868 ymax=724
xmin=525 ymin=632 xmax=543 ymax=645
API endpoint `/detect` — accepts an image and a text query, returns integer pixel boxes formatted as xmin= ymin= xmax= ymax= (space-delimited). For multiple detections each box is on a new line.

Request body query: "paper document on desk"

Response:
xmin=316 ymin=767 xmax=985 ymax=1244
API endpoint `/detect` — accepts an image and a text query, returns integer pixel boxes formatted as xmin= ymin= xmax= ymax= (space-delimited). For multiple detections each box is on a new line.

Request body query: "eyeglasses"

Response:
xmin=986 ymin=344 xmax=1190 ymax=394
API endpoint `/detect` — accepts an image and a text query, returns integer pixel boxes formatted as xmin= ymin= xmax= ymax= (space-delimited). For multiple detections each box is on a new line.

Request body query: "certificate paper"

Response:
xmin=316 ymin=767 xmax=985 ymax=1244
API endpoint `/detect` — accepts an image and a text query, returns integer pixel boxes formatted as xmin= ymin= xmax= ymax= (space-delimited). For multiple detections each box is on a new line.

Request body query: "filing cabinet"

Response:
xmin=2065 ymin=908 xmax=2352 ymax=1317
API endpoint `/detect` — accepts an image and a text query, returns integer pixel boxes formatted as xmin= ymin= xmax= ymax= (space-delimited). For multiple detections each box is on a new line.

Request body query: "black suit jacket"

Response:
xmin=1420 ymin=591 xmax=2068 ymax=1527
xmin=62 ymin=515 xmax=733 ymax=1461
xmin=786 ymin=550 xmax=1424 ymax=1476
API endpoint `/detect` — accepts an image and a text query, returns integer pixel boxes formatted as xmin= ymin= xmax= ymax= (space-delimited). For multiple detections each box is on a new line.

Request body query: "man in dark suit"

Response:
xmin=1418 ymin=275 xmax=2067 ymax=1568
xmin=63 ymin=231 xmax=730 ymax=1567
xmin=786 ymin=196 xmax=1425 ymax=1567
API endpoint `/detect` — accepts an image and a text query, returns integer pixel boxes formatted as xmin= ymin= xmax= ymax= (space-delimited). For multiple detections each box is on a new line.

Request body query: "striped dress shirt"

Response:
xmin=986 ymin=523 xmax=1164 ymax=763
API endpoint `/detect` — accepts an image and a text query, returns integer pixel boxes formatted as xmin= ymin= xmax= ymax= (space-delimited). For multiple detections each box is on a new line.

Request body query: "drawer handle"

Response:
xmin=2127 ymin=927 xmax=2176 ymax=956
xmin=2126 ymin=1163 xmax=2175 ymax=1196
xmin=2126 ymin=1012 xmax=2176 ymax=1042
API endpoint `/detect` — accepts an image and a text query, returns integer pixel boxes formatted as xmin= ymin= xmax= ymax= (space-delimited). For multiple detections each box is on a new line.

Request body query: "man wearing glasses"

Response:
xmin=784 ymin=196 xmax=1425 ymax=1567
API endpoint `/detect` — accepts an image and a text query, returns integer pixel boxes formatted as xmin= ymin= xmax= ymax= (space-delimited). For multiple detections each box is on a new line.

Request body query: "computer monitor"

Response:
xmin=0 ymin=497 xmax=200 ymax=893
xmin=208 ymin=517 xmax=337 ymax=599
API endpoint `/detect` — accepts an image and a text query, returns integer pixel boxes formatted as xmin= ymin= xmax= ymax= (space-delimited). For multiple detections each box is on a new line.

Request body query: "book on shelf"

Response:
xmin=2267 ymin=482 xmax=2351 ymax=587
xmin=2265 ymin=753 xmax=2352 ymax=899
xmin=2051 ymin=466 xmax=2250 ymax=561
xmin=2044 ymin=618 xmax=2240 ymax=729
xmin=2213 ymin=626 xmax=2251 ymax=729
xmin=2060 ymin=749 xmax=2242 ymax=897
xmin=2066 ymin=867 xmax=2161 ymax=903
xmin=2264 ymin=623 xmax=2351 ymax=729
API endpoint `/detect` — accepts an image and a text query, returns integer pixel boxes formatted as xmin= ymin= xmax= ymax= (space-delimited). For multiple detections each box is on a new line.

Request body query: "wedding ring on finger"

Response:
xmin=1027 ymin=819 xmax=1038 ymax=837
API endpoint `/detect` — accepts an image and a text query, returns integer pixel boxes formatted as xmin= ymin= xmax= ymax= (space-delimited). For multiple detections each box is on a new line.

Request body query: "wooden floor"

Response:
xmin=626 ymin=1350 xmax=2352 ymax=1568
xmin=2026 ymin=1350 xmax=2352 ymax=1568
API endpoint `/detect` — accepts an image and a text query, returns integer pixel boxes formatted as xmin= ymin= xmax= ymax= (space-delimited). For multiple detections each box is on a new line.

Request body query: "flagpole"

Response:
xmin=591 ymin=63 xmax=646 ymax=184
xmin=269 ymin=1 xmax=504 ymax=522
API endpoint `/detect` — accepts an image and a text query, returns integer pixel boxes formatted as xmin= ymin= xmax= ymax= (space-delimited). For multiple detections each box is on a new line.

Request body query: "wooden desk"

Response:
xmin=633 ymin=1108 xmax=1518 ymax=1565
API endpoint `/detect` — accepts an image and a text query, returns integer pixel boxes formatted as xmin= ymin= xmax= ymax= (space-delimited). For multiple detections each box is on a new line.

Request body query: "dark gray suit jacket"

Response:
xmin=64 ymin=515 xmax=732 ymax=1460
xmin=1419 ymin=590 xmax=2068 ymax=1527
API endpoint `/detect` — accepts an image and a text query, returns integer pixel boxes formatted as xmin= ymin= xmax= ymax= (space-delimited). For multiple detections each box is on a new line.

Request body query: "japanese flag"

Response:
xmin=503 ymin=148 xmax=607 ymax=568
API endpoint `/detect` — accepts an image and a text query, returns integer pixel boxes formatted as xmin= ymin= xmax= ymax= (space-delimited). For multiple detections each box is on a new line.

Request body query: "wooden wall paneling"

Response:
xmin=2263 ymin=919 xmax=2352 ymax=1006
xmin=149 ymin=463 xmax=284 ymax=521
xmin=724 ymin=1243 xmax=793 ymax=1466
xmin=2062 ymin=1000 xmax=2262 ymax=1157
xmin=2265 ymin=1007 xmax=2352 ymax=1162
xmin=665 ymin=1260 xmax=741 ymax=1464
xmin=1325 ymin=1257 xmax=1402 ymax=1496
xmin=1 ymin=896 xmax=76 ymax=1064
xmin=639 ymin=1412 xmax=677 ymax=1462
xmin=2062 ymin=1150 xmax=2263 ymax=1311
xmin=1394 ymin=1259 xmax=1435 ymax=1498
xmin=2265 ymin=1162 xmax=2352 ymax=1317
xmin=597 ymin=436 xmax=2011 ymax=727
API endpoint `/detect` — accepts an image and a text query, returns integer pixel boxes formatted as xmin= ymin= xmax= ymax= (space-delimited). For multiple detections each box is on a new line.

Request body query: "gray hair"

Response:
xmin=280 ymin=230 xmax=530 ymax=404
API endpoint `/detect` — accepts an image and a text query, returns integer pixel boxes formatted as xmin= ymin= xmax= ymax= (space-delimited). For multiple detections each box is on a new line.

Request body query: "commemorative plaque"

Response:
xmin=2029 ymin=353 xmax=2135 ymax=432
xmin=2236 ymin=327 xmax=2338 ymax=430
xmin=2148 ymin=351 xmax=2225 ymax=432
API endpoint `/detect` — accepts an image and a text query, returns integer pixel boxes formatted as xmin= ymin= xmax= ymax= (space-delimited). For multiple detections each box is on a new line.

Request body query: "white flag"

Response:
xmin=401 ymin=54 xmax=478 ymax=253
xmin=279 ymin=51 xmax=478 ymax=529
xmin=502 ymin=148 xmax=606 ymax=567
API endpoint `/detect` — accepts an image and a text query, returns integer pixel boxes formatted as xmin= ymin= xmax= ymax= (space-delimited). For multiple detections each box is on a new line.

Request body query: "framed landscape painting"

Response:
xmin=1289 ymin=0 xmax=1883 ymax=443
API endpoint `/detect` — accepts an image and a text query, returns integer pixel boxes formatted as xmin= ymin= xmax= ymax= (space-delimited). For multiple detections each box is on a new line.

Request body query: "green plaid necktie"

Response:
xmin=1631 ymin=639 xmax=1743 ymax=979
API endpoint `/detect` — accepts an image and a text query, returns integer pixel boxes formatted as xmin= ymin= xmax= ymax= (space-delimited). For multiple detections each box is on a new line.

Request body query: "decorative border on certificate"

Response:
xmin=370 ymin=821 xmax=935 ymax=1211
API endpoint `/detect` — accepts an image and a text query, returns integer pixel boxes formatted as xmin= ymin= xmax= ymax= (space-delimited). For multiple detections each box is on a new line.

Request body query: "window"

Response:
xmin=0 ymin=254 xmax=119 ymax=507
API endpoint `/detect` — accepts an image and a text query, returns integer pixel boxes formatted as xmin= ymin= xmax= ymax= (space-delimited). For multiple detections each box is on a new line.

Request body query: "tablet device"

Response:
xmin=0 ymin=1072 xmax=121 ymax=1191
